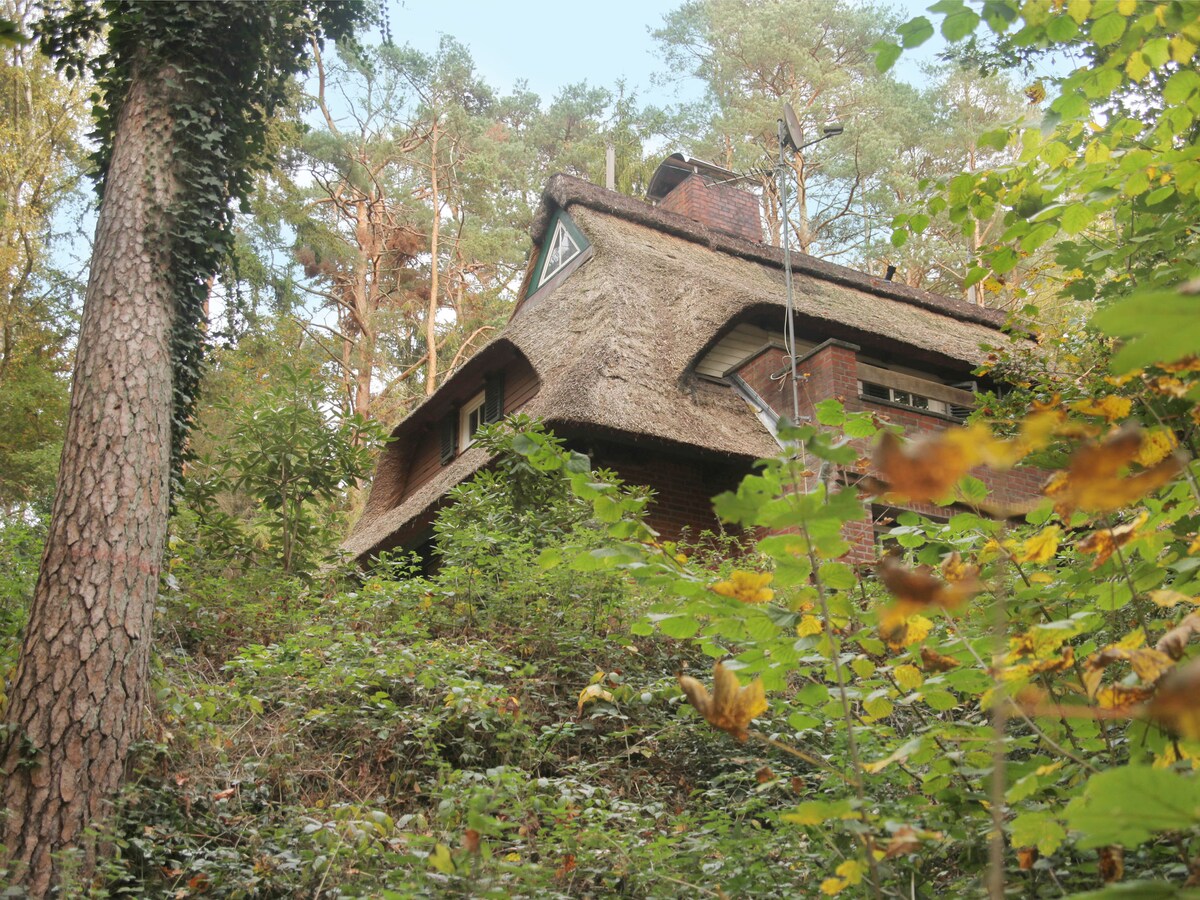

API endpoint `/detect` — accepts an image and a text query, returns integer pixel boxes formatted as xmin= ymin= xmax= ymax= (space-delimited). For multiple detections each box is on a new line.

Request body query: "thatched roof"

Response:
xmin=345 ymin=174 xmax=1013 ymax=560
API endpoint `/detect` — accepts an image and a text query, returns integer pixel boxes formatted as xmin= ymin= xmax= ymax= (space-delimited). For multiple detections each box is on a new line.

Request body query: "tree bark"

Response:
xmin=1 ymin=63 xmax=178 ymax=893
xmin=425 ymin=120 xmax=440 ymax=396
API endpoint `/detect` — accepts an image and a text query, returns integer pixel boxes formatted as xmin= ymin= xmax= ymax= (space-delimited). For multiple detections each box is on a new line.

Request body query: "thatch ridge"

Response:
xmin=532 ymin=173 xmax=1010 ymax=332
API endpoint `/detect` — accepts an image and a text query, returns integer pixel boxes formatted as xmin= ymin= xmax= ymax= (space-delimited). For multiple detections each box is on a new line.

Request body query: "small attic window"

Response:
xmin=542 ymin=219 xmax=581 ymax=282
xmin=526 ymin=211 xmax=590 ymax=297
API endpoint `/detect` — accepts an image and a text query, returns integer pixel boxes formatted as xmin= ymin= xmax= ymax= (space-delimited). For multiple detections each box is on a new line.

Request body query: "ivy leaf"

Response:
xmin=1065 ymin=766 xmax=1200 ymax=849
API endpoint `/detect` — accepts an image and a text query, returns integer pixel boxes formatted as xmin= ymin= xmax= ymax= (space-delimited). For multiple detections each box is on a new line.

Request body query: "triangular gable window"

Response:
xmin=540 ymin=219 xmax=582 ymax=283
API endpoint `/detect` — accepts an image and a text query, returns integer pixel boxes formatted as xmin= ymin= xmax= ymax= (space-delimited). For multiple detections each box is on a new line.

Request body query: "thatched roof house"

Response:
xmin=345 ymin=160 xmax=1016 ymax=563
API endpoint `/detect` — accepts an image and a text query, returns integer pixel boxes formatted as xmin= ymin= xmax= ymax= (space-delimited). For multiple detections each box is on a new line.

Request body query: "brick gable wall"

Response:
xmin=656 ymin=175 xmax=763 ymax=244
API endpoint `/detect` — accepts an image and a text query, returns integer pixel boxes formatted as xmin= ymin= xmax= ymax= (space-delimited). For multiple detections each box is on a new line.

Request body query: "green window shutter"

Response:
xmin=484 ymin=374 xmax=505 ymax=425
xmin=439 ymin=411 xmax=458 ymax=465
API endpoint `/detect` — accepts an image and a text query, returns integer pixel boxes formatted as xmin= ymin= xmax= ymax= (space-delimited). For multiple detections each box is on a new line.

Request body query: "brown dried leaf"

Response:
xmin=871 ymin=428 xmax=984 ymax=503
xmin=879 ymin=556 xmax=980 ymax=612
xmin=463 ymin=828 xmax=481 ymax=854
xmin=884 ymin=825 xmax=922 ymax=859
xmin=1100 ymin=846 xmax=1124 ymax=884
xmin=920 ymin=647 xmax=961 ymax=672
xmin=1076 ymin=513 xmax=1148 ymax=567
xmin=1156 ymin=612 xmax=1200 ymax=661
xmin=1147 ymin=657 xmax=1200 ymax=739
xmin=1045 ymin=425 xmax=1185 ymax=515
xmin=678 ymin=662 xmax=769 ymax=742
xmin=1017 ymin=847 xmax=1039 ymax=871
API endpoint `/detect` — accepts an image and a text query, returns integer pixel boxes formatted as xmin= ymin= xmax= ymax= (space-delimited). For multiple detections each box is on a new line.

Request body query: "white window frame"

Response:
xmin=459 ymin=390 xmax=486 ymax=449
xmin=858 ymin=381 xmax=950 ymax=416
xmin=541 ymin=219 xmax=582 ymax=284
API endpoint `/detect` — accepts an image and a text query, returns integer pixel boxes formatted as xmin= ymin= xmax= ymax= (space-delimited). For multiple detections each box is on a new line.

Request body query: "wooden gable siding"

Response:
xmin=399 ymin=359 xmax=540 ymax=506
xmin=696 ymin=322 xmax=815 ymax=379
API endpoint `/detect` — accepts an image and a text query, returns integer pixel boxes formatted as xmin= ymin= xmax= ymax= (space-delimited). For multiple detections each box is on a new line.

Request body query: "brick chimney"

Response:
xmin=645 ymin=154 xmax=763 ymax=244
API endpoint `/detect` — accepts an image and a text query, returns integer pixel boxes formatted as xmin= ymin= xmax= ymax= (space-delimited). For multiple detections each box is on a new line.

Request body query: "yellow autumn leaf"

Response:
xmin=881 ymin=611 xmax=934 ymax=650
xmin=1135 ymin=428 xmax=1178 ymax=467
xmin=894 ymin=664 xmax=925 ymax=691
xmin=712 ymin=570 xmax=774 ymax=604
xmin=677 ymin=662 xmax=768 ymax=742
xmin=1070 ymin=395 xmax=1132 ymax=421
xmin=1014 ymin=526 xmax=1061 ymax=564
xmin=1150 ymin=590 xmax=1199 ymax=608
xmin=1126 ymin=51 xmax=1150 ymax=82
xmin=821 ymin=859 xmax=867 ymax=895
xmin=796 ymin=614 xmax=824 ymax=637
xmin=577 ymin=683 xmax=614 ymax=714
xmin=1166 ymin=35 xmax=1195 ymax=63
xmin=1116 ymin=0 xmax=1135 ymax=13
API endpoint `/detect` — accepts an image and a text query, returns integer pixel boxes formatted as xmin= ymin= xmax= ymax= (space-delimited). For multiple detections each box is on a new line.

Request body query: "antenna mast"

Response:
xmin=777 ymin=105 xmax=844 ymax=425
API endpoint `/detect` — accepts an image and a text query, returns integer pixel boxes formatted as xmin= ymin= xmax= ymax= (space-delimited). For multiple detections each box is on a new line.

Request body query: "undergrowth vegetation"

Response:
xmin=7 ymin=318 xmax=1193 ymax=897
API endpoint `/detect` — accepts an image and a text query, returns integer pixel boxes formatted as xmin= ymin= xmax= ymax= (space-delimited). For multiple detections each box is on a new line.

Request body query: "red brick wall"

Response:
xmin=657 ymin=175 xmax=762 ymax=244
xmin=735 ymin=340 xmax=1046 ymax=564
xmin=598 ymin=448 xmax=747 ymax=544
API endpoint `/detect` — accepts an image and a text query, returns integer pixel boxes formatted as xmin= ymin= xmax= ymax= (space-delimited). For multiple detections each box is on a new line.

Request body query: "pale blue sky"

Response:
xmin=388 ymin=0 xmax=950 ymax=104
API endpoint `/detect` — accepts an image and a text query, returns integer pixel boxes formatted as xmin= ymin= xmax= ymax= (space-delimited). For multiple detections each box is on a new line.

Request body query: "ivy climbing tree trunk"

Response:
xmin=0 ymin=4 xmax=364 ymax=889
xmin=0 ymin=64 xmax=178 ymax=892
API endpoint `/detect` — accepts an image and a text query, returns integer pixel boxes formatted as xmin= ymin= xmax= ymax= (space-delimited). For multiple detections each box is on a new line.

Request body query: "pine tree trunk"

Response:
xmin=0 ymin=64 xmax=178 ymax=893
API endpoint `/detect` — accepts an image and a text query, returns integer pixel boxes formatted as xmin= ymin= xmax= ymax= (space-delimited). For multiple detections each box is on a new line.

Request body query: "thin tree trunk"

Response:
xmin=425 ymin=122 xmax=440 ymax=395
xmin=0 ymin=64 xmax=178 ymax=893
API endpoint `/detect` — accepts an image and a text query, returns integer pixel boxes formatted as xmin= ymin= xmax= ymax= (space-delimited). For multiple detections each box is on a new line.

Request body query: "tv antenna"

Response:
xmin=778 ymin=103 xmax=843 ymax=422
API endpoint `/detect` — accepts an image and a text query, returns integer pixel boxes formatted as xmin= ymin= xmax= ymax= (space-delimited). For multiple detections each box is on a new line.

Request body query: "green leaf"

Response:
xmin=870 ymin=40 xmax=902 ymax=72
xmin=658 ymin=614 xmax=701 ymax=639
xmin=1040 ymin=141 xmax=1070 ymax=167
xmin=782 ymin=799 xmax=857 ymax=826
xmin=1164 ymin=69 xmax=1200 ymax=105
xmin=898 ymin=16 xmax=934 ymax=48
xmin=815 ymin=398 xmax=846 ymax=426
xmin=1090 ymin=13 xmax=1127 ymax=47
xmin=941 ymin=8 xmax=980 ymax=41
xmin=1046 ymin=14 xmax=1079 ymax=42
xmin=1010 ymin=810 xmax=1067 ymax=855
xmin=978 ymin=129 xmax=1010 ymax=151
xmin=922 ymin=690 xmax=958 ymax=711
xmin=1065 ymin=766 xmax=1200 ymax=849
xmin=819 ymin=562 xmax=856 ymax=591
xmin=1060 ymin=203 xmax=1095 ymax=235
xmin=1092 ymin=291 xmax=1200 ymax=372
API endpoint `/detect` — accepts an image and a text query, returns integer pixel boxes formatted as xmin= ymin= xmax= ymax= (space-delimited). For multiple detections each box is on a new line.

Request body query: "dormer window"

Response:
xmin=439 ymin=373 xmax=506 ymax=465
xmin=459 ymin=390 xmax=487 ymax=449
xmin=542 ymin=219 xmax=581 ymax=282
